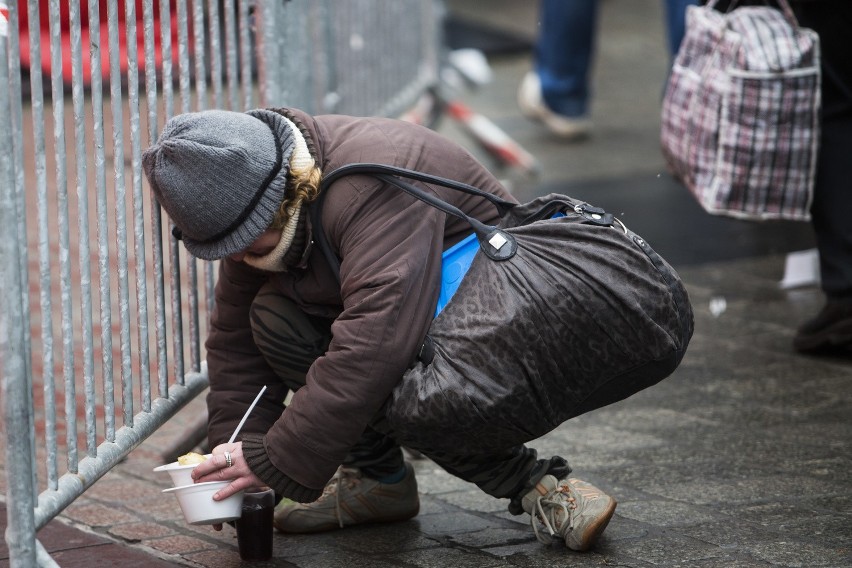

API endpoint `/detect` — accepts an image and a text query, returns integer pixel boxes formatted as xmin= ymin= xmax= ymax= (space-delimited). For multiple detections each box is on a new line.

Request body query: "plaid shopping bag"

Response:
xmin=661 ymin=0 xmax=820 ymax=221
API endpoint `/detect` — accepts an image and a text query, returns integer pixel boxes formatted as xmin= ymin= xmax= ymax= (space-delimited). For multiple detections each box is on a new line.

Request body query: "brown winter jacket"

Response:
xmin=204 ymin=107 xmax=516 ymax=502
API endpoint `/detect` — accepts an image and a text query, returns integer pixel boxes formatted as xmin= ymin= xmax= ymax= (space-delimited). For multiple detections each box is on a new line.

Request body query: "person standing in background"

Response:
xmin=693 ymin=0 xmax=852 ymax=354
xmin=518 ymin=0 xmax=698 ymax=139
xmin=785 ymin=1 xmax=852 ymax=355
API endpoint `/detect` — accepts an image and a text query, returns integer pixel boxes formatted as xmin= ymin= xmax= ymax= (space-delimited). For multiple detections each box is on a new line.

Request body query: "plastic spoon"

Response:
xmin=228 ymin=385 xmax=268 ymax=444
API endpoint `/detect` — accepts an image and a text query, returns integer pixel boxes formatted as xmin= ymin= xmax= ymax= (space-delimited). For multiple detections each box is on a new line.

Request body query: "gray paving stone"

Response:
xmin=390 ymin=546 xmax=511 ymax=568
xmin=447 ymin=526 xmax=533 ymax=548
xmin=417 ymin=494 xmax=457 ymax=516
xmin=331 ymin=523 xmax=441 ymax=554
xmin=435 ymin=489 xmax=512 ymax=514
xmin=416 ymin=510 xmax=500 ymax=537
xmin=748 ymin=540 xmax=852 ymax=567
xmin=643 ymin=475 xmax=848 ymax=507
xmin=593 ymin=516 xmax=652 ymax=543
xmin=676 ymin=520 xmax=788 ymax=549
xmin=606 ymin=534 xmax=740 ymax=566
xmin=281 ymin=552 xmax=407 ymax=568
xmin=616 ymin=500 xmax=722 ymax=528
xmin=486 ymin=543 xmax=619 ymax=567
xmin=688 ymin=558 xmax=774 ymax=567
xmin=778 ymin=515 xmax=852 ymax=546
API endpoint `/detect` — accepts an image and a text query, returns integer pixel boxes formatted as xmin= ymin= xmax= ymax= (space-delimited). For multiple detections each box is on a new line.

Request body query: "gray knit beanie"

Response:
xmin=142 ymin=109 xmax=296 ymax=260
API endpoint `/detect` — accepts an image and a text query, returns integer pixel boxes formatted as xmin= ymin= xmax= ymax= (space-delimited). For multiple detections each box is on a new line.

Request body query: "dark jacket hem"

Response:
xmin=242 ymin=433 xmax=323 ymax=503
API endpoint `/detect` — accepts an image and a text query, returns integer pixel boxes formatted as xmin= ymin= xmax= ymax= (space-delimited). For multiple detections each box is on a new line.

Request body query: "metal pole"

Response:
xmin=1 ymin=3 xmax=37 ymax=564
xmin=26 ymin=0 xmax=60 ymax=491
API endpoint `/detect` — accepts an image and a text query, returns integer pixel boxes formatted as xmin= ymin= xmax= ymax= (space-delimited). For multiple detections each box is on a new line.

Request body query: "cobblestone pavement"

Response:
xmin=3 ymin=1 xmax=850 ymax=566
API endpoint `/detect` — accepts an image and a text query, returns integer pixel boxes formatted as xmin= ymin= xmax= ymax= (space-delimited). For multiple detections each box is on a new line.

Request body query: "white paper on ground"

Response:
xmin=779 ymin=248 xmax=820 ymax=290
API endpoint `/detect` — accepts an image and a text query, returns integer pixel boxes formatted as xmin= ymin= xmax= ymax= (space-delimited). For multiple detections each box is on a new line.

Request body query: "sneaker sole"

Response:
xmin=571 ymin=498 xmax=617 ymax=552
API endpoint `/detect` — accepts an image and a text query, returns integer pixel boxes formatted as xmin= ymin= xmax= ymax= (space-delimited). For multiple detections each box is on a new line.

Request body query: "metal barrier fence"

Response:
xmin=0 ymin=0 xmax=440 ymax=565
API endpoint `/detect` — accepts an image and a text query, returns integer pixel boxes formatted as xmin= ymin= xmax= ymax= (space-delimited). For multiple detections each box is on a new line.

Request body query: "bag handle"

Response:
xmin=706 ymin=0 xmax=799 ymax=27
xmin=319 ymin=163 xmax=517 ymax=213
xmin=310 ymin=163 xmax=518 ymax=283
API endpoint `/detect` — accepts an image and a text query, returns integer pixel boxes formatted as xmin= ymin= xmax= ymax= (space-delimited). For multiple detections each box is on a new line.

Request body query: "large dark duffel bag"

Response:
xmin=313 ymin=164 xmax=694 ymax=455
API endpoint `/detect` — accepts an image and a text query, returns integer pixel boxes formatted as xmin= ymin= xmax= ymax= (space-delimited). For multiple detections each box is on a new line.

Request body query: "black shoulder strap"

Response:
xmin=309 ymin=163 xmax=518 ymax=283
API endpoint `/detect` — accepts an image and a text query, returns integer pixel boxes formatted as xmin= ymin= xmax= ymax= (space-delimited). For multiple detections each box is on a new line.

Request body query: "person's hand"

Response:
xmin=191 ymin=442 xmax=265 ymax=503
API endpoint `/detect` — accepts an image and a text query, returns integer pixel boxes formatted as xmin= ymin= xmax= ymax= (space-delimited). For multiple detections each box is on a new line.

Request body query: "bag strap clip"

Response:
xmin=574 ymin=203 xmax=614 ymax=226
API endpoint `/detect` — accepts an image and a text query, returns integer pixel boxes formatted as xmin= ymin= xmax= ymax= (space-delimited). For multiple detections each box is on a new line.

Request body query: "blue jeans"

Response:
xmin=535 ymin=0 xmax=698 ymax=118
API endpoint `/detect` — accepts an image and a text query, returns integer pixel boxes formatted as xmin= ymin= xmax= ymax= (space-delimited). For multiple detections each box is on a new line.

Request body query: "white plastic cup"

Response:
xmin=163 ymin=481 xmax=245 ymax=525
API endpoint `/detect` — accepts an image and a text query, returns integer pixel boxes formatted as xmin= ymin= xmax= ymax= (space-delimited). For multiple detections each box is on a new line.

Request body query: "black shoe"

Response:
xmin=793 ymin=299 xmax=852 ymax=355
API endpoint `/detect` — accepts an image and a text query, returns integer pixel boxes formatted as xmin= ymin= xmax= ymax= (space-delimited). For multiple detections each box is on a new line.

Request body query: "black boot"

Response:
xmin=793 ymin=298 xmax=852 ymax=355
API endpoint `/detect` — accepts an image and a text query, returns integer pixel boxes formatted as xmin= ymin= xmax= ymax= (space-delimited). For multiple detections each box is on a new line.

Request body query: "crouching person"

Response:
xmin=141 ymin=107 xmax=617 ymax=551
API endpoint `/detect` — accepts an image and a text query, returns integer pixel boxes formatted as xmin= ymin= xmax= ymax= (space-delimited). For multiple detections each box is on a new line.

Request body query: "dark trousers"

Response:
xmin=249 ymin=284 xmax=570 ymax=510
xmin=793 ymin=3 xmax=852 ymax=299
xmin=708 ymin=1 xmax=852 ymax=299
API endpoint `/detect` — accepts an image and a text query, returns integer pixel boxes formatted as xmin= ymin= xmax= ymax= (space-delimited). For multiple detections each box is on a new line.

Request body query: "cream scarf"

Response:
xmin=244 ymin=116 xmax=314 ymax=272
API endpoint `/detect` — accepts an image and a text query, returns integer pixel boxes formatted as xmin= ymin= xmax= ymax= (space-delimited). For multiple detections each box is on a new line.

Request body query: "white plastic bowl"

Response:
xmin=153 ymin=454 xmax=212 ymax=487
xmin=163 ymin=481 xmax=244 ymax=525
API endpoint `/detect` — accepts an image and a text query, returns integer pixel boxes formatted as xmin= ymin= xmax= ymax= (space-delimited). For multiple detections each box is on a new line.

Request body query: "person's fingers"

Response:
xmin=212 ymin=474 xmax=263 ymax=501
xmin=191 ymin=443 xmax=241 ymax=481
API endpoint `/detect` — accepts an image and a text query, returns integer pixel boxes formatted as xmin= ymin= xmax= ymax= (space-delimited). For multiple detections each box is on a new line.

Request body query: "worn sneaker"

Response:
xmin=517 ymin=72 xmax=592 ymax=140
xmin=522 ymin=475 xmax=616 ymax=551
xmin=273 ymin=463 xmax=419 ymax=533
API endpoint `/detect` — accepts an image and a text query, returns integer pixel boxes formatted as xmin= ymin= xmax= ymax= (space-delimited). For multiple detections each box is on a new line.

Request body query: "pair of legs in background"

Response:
xmin=519 ymin=0 xmax=698 ymax=138
xmin=249 ymin=285 xmax=615 ymax=550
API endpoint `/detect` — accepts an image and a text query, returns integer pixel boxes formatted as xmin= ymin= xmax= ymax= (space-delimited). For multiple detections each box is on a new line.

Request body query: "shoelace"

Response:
xmin=322 ymin=467 xmax=362 ymax=528
xmin=530 ymin=482 xmax=577 ymax=544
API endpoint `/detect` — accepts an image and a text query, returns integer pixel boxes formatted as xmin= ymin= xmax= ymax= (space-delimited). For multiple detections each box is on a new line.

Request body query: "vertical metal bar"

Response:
xmin=152 ymin=0 xmax=174 ymax=398
xmin=6 ymin=0 xmax=37 ymax=507
xmin=181 ymin=0 xmax=200 ymax=368
xmin=1 ymin=3 xmax=38 ymax=564
xmin=68 ymin=0 xmax=98 ymax=457
xmin=223 ymin=0 xmax=238 ymax=109
xmin=159 ymin=0 xmax=174 ymax=119
xmin=151 ymin=0 xmax=179 ymax=397
xmin=208 ymin=0 xmax=223 ymax=107
xmin=141 ymin=0 xmax=159 ymax=412
xmin=123 ymin=0 xmax=147 ymax=426
xmin=107 ymin=0 xmax=134 ymax=432
xmin=47 ymin=0 xmax=79 ymax=472
xmin=186 ymin=255 xmax=200 ymax=375
xmin=152 ymin=202 xmax=169 ymax=400
xmin=169 ymin=231 xmax=186 ymax=386
xmin=317 ymin=0 xmax=334 ymax=113
xmin=192 ymin=0 xmax=209 ymax=110
xmin=26 ymin=0 xmax=59 ymax=490
xmin=206 ymin=261 xmax=216 ymax=319
xmin=176 ymin=0 xmax=191 ymax=112
xmin=238 ymin=0 xmax=253 ymax=110
xmin=256 ymin=0 xmax=281 ymax=107
xmin=171 ymin=0 xmax=192 ymax=378
xmin=88 ymin=0 xmax=116 ymax=443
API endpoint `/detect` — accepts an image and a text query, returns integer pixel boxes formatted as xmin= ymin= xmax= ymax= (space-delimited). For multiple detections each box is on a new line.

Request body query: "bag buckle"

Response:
xmin=574 ymin=203 xmax=614 ymax=226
